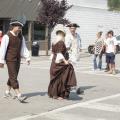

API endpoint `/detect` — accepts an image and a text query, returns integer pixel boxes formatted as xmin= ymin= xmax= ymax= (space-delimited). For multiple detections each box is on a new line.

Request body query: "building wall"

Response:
xmin=67 ymin=0 xmax=107 ymax=9
xmin=65 ymin=6 xmax=120 ymax=48
xmin=51 ymin=0 xmax=120 ymax=49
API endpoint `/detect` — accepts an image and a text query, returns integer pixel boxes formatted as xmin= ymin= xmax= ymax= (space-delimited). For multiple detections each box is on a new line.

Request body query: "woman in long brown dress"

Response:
xmin=48 ymin=28 xmax=77 ymax=100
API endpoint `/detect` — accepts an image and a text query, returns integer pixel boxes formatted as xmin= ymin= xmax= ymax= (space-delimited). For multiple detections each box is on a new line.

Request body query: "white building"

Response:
xmin=53 ymin=0 xmax=120 ymax=49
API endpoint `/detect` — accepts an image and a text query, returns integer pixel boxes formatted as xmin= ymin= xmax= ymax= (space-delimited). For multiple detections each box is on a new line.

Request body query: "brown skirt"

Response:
xmin=48 ymin=61 xmax=77 ymax=99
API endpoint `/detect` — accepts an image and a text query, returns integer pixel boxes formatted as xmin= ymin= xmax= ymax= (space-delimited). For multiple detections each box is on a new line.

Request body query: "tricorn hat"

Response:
xmin=66 ymin=23 xmax=80 ymax=28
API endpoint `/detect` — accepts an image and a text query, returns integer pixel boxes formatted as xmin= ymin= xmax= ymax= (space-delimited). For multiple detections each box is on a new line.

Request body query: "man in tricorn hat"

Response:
xmin=0 ymin=19 xmax=30 ymax=102
xmin=65 ymin=23 xmax=83 ymax=95
xmin=65 ymin=23 xmax=82 ymax=64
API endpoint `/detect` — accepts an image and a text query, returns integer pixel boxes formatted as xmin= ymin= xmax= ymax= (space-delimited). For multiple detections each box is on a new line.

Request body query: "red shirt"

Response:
xmin=0 ymin=36 xmax=3 ymax=45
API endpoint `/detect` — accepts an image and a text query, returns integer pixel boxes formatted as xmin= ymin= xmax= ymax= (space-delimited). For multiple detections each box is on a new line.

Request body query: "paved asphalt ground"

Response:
xmin=0 ymin=53 xmax=120 ymax=120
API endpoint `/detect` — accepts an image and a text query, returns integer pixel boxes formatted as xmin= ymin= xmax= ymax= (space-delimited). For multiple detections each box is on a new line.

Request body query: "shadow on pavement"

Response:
xmin=68 ymin=86 xmax=96 ymax=101
xmin=24 ymin=91 xmax=83 ymax=101
xmin=23 ymin=86 xmax=95 ymax=101
xmin=80 ymin=86 xmax=96 ymax=91
xmin=116 ymin=69 xmax=120 ymax=74
xmin=24 ymin=92 xmax=47 ymax=98
xmin=69 ymin=92 xmax=83 ymax=101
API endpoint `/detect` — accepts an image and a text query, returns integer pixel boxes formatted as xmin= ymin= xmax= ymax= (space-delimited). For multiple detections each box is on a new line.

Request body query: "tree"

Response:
xmin=37 ymin=0 xmax=72 ymax=55
xmin=108 ymin=0 xmax=120 ymax=11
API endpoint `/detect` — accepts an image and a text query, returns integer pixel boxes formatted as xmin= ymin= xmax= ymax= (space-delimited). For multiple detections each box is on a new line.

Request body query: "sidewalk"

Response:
xmin=31 ymin=50 xmax=91 ymax=61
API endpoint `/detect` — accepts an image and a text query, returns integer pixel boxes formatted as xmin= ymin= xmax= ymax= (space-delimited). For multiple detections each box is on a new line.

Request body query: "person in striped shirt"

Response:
xmin=93 ymin=31 xmax=104 ymax=70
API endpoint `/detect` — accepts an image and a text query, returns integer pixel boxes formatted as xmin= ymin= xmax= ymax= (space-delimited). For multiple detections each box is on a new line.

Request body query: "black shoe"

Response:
xmin=76 ymin=88 xmax=84 ymax=95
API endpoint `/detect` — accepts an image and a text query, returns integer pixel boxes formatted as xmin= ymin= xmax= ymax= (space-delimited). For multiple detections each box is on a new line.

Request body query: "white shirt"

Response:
xmin=105 ymin=37 xmax=118 ymax=53
xmin=65 ymin=32 xmax=82 ymax=50
xmin=65 ymin=32 xmax=82 ymax=63
xmin=0 ymin=31 xmax=30 ymax=64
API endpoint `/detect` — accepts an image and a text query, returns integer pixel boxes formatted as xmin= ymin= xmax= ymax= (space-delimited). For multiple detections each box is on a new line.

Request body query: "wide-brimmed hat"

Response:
xmin=55 ymin=24 xmax=66 ymax=36
xmin=56 ymin=29 xmax=66 ymax=36
xmin=66 ymin=23 xmax=80 ymax=28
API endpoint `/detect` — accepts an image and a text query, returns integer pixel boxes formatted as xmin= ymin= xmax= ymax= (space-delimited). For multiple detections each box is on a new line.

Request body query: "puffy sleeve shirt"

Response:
xmin=0 ymin=33 xmax=30 ymax=64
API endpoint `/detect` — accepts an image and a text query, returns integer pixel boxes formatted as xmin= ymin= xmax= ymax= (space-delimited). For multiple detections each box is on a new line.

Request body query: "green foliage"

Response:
xmin=108 ymin=0 xmax=120 ymax=11
xmin=37 ymin=0 xmax=72 ymax=29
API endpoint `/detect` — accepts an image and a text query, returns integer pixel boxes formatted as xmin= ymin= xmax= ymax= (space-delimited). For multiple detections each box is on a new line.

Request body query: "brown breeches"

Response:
xmin=6 ymin=61 xmax=20 ymax=89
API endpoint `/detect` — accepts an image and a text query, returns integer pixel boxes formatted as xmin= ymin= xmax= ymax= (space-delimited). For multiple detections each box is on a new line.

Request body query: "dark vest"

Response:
xmin=5 ymin=32 xmax=22 ymax=62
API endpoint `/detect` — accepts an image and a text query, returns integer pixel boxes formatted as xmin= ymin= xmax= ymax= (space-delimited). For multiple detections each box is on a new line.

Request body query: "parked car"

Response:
xmin=116 ymin=35 xmax=120 ymax=52
xmin=88 ymin=35 xmax=120 ymax=54
xmin=88 ymin=44 xmax=94 ymax=54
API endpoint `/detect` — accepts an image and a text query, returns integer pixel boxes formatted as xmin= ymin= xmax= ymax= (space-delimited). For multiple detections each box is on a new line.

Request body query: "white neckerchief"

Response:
xmin=70 ymin=32 xmax=78 ymax=49
xmin=10 ymin=31 xmax=18 ymax=36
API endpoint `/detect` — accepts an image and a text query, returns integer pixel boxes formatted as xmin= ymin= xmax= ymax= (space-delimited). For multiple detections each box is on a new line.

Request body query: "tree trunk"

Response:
xmin=45 ymin=24 xmax=49 ymax=55
xmin=48 ymin=27 xmax=53 ymax=50
xmin=28 ymin=21 xmax=34 ymax=51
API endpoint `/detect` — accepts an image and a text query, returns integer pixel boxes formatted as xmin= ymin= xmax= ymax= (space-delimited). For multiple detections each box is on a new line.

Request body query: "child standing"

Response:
xmin=105 ymin=30 xmax=118 ymax=75
xmin=93 ymin=31 xmax=104 ymax=70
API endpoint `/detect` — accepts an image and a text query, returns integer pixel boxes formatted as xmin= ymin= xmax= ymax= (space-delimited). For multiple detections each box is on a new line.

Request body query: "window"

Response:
xmin=0 ymin=20 xmax=3 ymax=30
xmin=22 ymin=21 xmax=45 ymax=41
xmin=34 ymin=22 xmax=45 ymax=40
xmin=22 ymin=22 xmax=28 ymax=41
